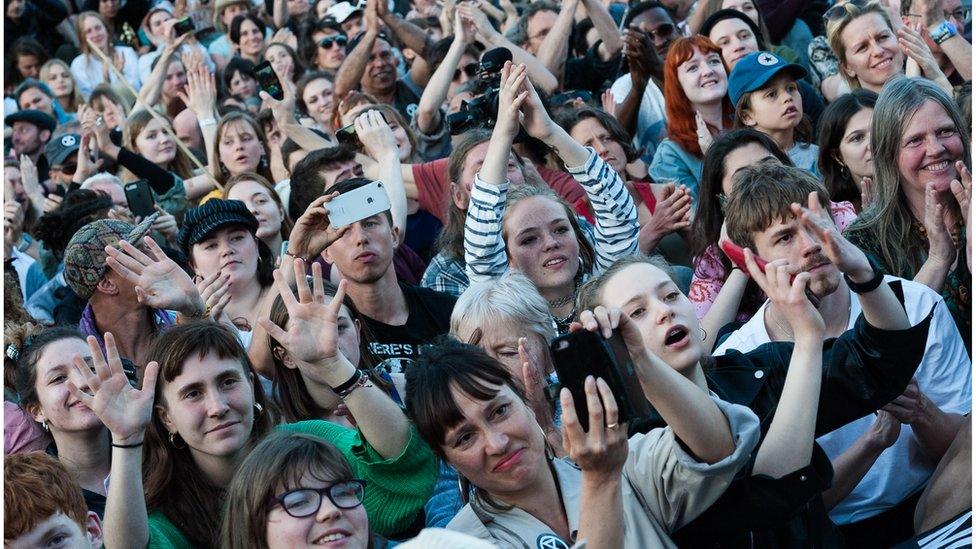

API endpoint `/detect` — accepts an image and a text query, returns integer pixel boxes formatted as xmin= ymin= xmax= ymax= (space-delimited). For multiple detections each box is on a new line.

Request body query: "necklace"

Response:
xmin=547 ymin=274 xmax=583 ymax=309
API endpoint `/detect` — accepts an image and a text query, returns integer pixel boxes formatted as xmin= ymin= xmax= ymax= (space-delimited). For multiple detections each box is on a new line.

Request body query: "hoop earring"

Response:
xmin=168 ymin=432 xmax=186 ymax=449
xmin=700 ymin=326 xmax=707 ymax=342
xmin=40 ymin=420 xmax=48 ymax=432
xmin=254 ymin=402 xmax=263 ymax=415
xmin=456 ymin=474 xmax=470 ymax=504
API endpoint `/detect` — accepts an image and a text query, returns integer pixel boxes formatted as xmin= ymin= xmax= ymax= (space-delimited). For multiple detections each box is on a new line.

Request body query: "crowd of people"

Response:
xmin=2 ymin=0 xmax=973 ymax=546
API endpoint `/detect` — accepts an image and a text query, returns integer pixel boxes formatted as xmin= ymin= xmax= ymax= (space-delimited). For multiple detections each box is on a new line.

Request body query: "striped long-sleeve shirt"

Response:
xmin=464 ymin=147 xmax=639 ymax=283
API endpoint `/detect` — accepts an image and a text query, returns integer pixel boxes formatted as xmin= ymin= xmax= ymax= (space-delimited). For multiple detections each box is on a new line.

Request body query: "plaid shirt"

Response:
xmin=421 ymin=252 xmax=469 ymax=297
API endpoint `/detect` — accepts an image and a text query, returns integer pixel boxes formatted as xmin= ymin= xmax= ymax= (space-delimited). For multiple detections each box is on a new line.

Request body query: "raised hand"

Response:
xmin=694 ymin=110 xmax=713 ymax=154
xmin=151 ymin=204 xmax=179 ymax=245
xmin=457 ymin=2 xmax=496 ymax=42
xmin=104 ymin=235 xmax=206 ymax=316
xmin=288 ymin=192 xmax=350 ymax=261
xmin=623 ymin=27 xmax=659 ymax=85
xmin=72 ymin=132 xmax=101 ymax=183
xmin=107 ymin=205 xmax=136 ymax=224
xmin=559 ymin=376 xmax=628 ymax=483
xmin=271 ymin=27 xmax=298 ymax=49
xmin=196 ymin=269 xmax=233 ymax=326
xmin=18 ymin=155 xmax=45 ymax=215
xmin=638 ymin=184 xmax=692 ymax=253
xmin=355 ymin=109 xmax=399 ymax=162
xmin=859 ymin=176 xmax=874 ymax=212
xmin=743 ymin=249 xmax=825 ymax=337
xmin=924 ymin=181 xmax=957 ymax=268
xmin=867 ymin=410 xmax=902 ymax=451
xmin=898 ymin=23 xmax=946 ymax=82
xmin=494 ymin=61 xmax=530 ymax=137
xmin=80 ymin=104 xmax=116 ymax=156
xmin=176 ymin=61 xmax=217 ymax=119
xmin=259 ymin=259 xmax=351 ymax=383
xmin=513 ymin=63 xmax=557 ymax=141
xmin=65 ymin=333 xmax=159 ymax=444
xmin=949 ymin=162 xmax=971 ymax=269
xmin=4 ymin=200 xmax=25 ymax=253
xmin=453 ymin=0 xmax=476 ymax=44
xmin=881 ymin=378 xmax=924 ymax=424
xmin=601 ymin=89 xmax=617 ymax=118
xmin=791 ymin=191 xmax=872 ymax=279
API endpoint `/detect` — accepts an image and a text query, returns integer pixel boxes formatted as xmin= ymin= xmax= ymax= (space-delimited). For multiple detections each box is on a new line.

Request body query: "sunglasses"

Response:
xmin=319 ymin=34 xmax=348 ymax=49
xmin=823 ymin=0 xmax=869 ymax=23
xmin=453 ymin=62 xmax=478 ymax=81
xmin=644 ymin=22 xmax=676 ymax=41
xmin=945 ymin=7 xmax=970 ymax=21
xmin=270 ymin=480 xmax=367 ymax=518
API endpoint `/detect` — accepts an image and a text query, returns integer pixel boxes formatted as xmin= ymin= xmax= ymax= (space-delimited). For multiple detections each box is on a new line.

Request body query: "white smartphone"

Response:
xmin=326 ymin=181 xmax=392 ymax=228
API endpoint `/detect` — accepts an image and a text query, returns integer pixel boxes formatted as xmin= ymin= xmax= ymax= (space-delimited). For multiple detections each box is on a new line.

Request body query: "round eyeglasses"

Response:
xmin=271 ymin=480 xmax=367 ymax=518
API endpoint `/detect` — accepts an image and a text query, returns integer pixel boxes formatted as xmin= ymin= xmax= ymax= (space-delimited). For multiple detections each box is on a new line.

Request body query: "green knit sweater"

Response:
xmin=146 ymin=420 xmax=438 ymax=548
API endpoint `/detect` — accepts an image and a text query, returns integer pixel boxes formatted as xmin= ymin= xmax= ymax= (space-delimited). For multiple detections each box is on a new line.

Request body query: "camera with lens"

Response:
xmin=446 ymin=48 xmax=513 ymax=136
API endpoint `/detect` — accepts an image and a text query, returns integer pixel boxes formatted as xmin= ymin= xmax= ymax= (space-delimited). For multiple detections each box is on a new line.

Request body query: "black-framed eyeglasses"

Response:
xmin=823 ymin=0 xmax=869 ymax=23
xmin=453 ymin=62 xmax=478 ymax=81
xmin=319 ymin=34 xmax=349 ymax=49
xmin=270 ymin=480 xmax=367 ymax=518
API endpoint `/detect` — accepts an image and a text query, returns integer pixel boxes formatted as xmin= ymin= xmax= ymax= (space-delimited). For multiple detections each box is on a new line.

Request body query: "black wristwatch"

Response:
xmin=844 ymin=257 xmax=884 ymax=294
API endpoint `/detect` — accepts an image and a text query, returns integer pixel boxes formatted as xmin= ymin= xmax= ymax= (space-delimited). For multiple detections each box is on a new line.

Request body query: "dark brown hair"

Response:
xmin=436 ymin=128 xmax=494 ymax=260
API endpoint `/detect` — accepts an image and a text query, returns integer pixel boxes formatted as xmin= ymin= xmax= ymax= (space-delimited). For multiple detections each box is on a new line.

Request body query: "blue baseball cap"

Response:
xmin=727 ymin=51 xmax=808 ymax=107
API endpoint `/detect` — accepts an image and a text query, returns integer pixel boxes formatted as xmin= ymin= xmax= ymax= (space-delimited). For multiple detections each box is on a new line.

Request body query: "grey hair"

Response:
xmin=80 ymin=172 xmax=124 ymax=191
xmin=847 ymin=76 xmax=971 ymax=276
xmin=451 ymin=272 xmax=556 ymax=345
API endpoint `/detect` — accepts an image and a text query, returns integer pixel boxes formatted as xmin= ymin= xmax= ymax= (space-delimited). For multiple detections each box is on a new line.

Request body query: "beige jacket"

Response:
xmin=447 ymin=396 xmax=760 ymax=549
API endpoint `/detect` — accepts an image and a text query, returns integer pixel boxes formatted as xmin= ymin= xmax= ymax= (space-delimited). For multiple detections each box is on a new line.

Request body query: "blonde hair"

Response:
xmin=39 ymin=59 xmax=83 ymax=113
xmin=121 ymin=109 xmax=195 ymax=182
xmin=76 ymin=12 xmax=115 ymax=59
xmin=826 ymin=0 xmax=898 ymax=89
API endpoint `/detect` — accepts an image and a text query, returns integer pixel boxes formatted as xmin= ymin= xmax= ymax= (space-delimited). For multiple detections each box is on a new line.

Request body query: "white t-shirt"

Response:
xmin=714 ymin=276 xmax=972 ymax=524
xmin=610 ymin=75 xmax=667 ymax=164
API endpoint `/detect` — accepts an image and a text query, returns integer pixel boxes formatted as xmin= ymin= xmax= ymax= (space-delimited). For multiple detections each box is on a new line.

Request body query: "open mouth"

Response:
xmin=542 ymin=257 xmax=567 ymax=268
xmin=872 ymin=57 xmax=893 ymax=69
xmin=923 ymin=160 xmax=951 ymax=172
xmin=664 ymin=326 xmax=689 ymax=346
xmin=701 ymin=79 xmax=719 ymax=88
xmin=312 ymin=531 xmax=352 ymax=545
xmin=784 ymin=106 xmax=798 ymax=116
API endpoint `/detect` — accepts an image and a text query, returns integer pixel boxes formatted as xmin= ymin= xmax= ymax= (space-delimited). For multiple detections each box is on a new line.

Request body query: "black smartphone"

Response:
xmin=124 ymin=179 xmax=155 ymax=218
xmin=335 ymin=122 xmax=361 ymax=149
xmin=173 ymin=16 xmax=195 ymax=37
xmin=254 ymin=60 xmax=284 ymax=100
xmin=549 ymin=329 xmax=651 ymax=431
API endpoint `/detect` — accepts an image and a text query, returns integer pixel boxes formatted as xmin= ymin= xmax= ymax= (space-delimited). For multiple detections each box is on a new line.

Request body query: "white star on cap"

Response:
xmin=758 ymin=53 xmax=778 ymax=66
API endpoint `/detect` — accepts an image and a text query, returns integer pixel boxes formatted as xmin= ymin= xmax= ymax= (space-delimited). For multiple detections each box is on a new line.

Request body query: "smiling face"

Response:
xmin=190 ymin=225 xmax=260 ymax=287
xmin=264 ymin=45 xmax=294 ymax=79
xmin=896 ymin=99 xmax=965 ymax=194
xmin=157 ymin=352 xmax=255 ymax=461
xmin=740 ymin=73 xmax=803 ymax=134
xmin=709 ymin=17 xmax=758 ymax=68
xmin=597 ymin=263 xmax=703 ymax=373
xmin=839 ymin=13 xmax=904 ymax=91
xmin=442 ymin=383 xmax=546 ymax=498
xmin=361 ymin=39 xmax=398 ymax=94
xmin=43 ymin=63 xmax=75 ymax=99
xmin=18 ymin=88 xmax=54 ymax=118
xmin=301 ymin=77 xmax=334 ymax=127
xmin=219 ymin=120 xmax=264 ymax=175
xmin=676 ymin=47 xmax=728 ymax=106
xmin=265 ymin=471 xmax=370 ymax=549
xmin=227 ymin=180 xmax=284 ymax=241
xmin=502 ymin=196 xmax=580 ymax=296
xmin=237 ymin=19 xmax=266 ymax=57
xmin=837 ymin=107 xmax=874 ymax=181
xmin=569 ymin=117 xmax=627 ymax=175
xmin=81 ymin=16 xmax=109 ymax=51
xmin=30 ymin=338 xmax=103 ymax=434
xmin=135 ymin=117 xmax=178 ymax=165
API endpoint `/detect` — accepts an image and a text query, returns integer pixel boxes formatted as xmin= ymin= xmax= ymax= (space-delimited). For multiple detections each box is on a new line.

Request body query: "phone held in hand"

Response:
xmin=720 ymin=240 xmax=821 ymax=306
xmin=124 ymin=179 xmax=155 ymax=218
xmin=549 ymin=329 xmax=651 ymax=432
xmin=326 ymin=181 xmax=392 ymax=228
xmin=173 ymin=16 xmax=195 ymax=37
xmin=254 ymin=61 xmax=284 ymax=100
xmin=335 ymin=123 xmax=362 ymax=150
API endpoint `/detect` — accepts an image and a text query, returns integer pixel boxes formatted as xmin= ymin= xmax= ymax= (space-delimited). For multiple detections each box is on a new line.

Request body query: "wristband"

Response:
xmin=331 ymin=369 xmax=364 ymax=396
xmin=198 ymin=117 xmax=217 ymax=127
xmin=844 ymin=257 xmax=884 ymax=294
xmin=929 ymin=20 xmax=958 ymax=45
xmin=112 ymin=440 xmax=144 ymax=448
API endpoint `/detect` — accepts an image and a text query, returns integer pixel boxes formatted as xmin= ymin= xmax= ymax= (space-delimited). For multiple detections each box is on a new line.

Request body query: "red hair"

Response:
xmin=663 ymin=36 xmax=734 ymax=158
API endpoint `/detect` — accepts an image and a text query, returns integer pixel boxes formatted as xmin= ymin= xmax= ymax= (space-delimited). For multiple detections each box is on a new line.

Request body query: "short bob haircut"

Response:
xmin=724 ymin=159 xmax=831 ymax=250
xmin=554 ymin=107 xmax=640 ymax=165
xmin=451 ymin=273 xmax=556 ymax=347
xmin=220 ymin=432 xmax=359 ymax=549
xmin=405 ymin=338 xmax=526 ymax=463
xmin=816 ymin=89 xmax=878 ymax=208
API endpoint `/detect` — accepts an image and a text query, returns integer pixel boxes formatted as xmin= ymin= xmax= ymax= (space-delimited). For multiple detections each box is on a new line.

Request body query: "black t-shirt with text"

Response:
xmin=362 ymin=283 xmax=456 ymax=372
